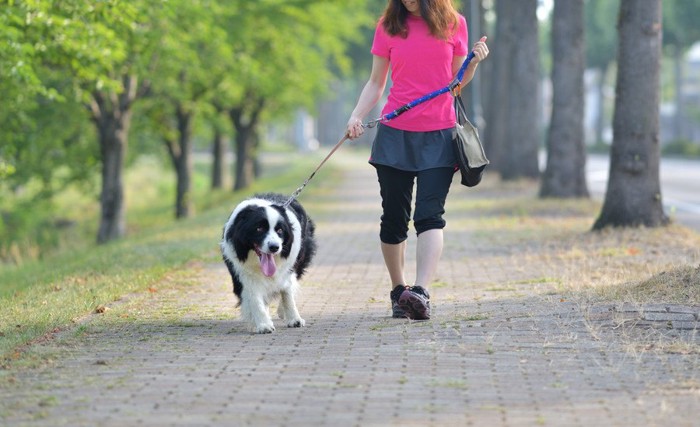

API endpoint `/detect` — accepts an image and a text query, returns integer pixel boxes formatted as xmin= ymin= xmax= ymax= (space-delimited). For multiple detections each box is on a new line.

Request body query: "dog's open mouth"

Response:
xmin=254 ymin=246 xmax=276 ymax=277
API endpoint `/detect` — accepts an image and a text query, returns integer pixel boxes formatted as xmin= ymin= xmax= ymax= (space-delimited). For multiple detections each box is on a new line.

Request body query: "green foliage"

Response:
xmin=662 ymin=139 xmax=700 ymax=158
xmin=584 ymin=0 xmax=619 ymax=70
xmin=0 ymin=0 xmax=138 ymax=222
xmin=213 ymin=0 xmax=374 ymax=114
xmin=0 ymin=94 xmax=99 ymax=262
xmin=0 ymin=0 xmax=375 ymax=253
xmin=663 ymin=0 xmax=700 ymax=50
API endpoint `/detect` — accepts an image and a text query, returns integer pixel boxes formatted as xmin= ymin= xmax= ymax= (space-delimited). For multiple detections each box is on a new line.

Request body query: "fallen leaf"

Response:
xmin=94 ymin=305 xmax=110 ymax=314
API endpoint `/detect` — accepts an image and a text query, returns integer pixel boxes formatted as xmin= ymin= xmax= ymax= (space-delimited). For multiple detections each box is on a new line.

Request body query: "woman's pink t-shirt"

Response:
xmin=372 ymin=14 xmax=468 ymax=132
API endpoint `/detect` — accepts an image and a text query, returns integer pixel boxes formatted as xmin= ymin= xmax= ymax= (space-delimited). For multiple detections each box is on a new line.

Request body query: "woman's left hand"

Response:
xmin=472 ymin=36 xmax=489 ymax=63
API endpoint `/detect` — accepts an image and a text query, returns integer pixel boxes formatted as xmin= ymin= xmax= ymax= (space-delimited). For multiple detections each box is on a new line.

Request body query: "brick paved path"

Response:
xmin=1 ymin=157 xmax=698 ymax=426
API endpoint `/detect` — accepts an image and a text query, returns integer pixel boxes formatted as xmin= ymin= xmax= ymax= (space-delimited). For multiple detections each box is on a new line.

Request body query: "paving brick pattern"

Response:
xmin=1 ymin=161 xmax=698 ymax=426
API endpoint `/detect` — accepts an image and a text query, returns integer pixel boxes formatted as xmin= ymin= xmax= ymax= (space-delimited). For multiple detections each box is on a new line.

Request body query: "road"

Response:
xmin=586 ymin=154 xmax=700 ymax=231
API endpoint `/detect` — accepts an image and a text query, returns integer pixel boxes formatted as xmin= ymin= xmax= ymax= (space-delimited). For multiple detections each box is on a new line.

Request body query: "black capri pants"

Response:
xmin=375 ymin=164 xmax=455 ymax=244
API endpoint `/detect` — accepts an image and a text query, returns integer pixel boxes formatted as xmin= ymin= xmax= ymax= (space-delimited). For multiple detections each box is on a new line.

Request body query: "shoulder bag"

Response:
xmin=452 ymin=93 xmax=489 ymax=187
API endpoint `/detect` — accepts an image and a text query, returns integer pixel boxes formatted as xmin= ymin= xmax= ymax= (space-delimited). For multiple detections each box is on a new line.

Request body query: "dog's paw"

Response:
xmin=254 ymin=323 xmax=275 ymax=334
xmin=287 ymin=318 xmax=305 ymax=328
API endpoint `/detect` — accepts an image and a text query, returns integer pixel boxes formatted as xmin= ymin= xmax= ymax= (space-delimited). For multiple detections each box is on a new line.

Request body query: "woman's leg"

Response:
xmin=381 ymin=240 xmax=407 ymax=287
xmin=413 ymin=167 xmax=454 ymax=289
xmin=415 ymin=228 xmax=443 ymax=288
xmin=375 ymin=165 xmax=415 ymax=288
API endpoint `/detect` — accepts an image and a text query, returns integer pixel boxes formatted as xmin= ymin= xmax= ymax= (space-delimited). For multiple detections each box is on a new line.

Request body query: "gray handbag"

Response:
xmin=452 ymin=93 xmax=489 ymax=187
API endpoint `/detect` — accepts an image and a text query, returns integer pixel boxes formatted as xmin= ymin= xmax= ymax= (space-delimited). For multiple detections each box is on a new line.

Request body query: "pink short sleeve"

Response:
xmin=453 ymin=15 xmax=468 ymax=56
xmin=369 ymin=13 xmax=471 ymax=132
xmin=371 ymin=20 xmax=390 ymax=58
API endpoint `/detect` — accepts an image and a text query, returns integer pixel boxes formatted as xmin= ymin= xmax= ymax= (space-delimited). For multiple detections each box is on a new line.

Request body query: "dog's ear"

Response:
xmin=229 ymin=206 xmax=258 ymax=262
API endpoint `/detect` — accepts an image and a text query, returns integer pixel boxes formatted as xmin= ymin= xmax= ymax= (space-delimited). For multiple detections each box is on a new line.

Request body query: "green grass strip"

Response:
xmin=0 ymin=153 xmax=340 ymax=358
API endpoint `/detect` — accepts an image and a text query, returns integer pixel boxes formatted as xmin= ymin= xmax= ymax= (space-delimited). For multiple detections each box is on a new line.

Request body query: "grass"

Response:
xmin=600 ymin=264 xmax=700 ymax=305
xmin=0 ymin=150 xmax=340 ymax=360
xmin=447 ymin=173 xmax=700 ymax=306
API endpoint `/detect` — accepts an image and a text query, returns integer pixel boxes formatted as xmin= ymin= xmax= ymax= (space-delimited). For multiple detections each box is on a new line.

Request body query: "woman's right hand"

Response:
xmin=346 ymin=116 xmax=365 ymax=139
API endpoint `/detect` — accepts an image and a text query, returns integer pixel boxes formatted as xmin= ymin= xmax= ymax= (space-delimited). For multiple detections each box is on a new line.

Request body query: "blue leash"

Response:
xmin=284 ymin=50 xmax=477 ymax=207
xmin=363 ymin=51 xmax=475 ymax=128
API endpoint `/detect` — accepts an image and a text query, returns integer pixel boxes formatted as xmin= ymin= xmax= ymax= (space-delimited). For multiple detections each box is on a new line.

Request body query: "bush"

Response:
xmin=662 ymin=139 xmax=700 ymax=158
xmin=0 ymin=198 xmax=57 ymax=264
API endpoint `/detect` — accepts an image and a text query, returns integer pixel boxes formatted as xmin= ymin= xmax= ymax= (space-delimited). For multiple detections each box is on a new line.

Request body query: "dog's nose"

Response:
xmin=268 ymin=243 xmax=280 ymax=253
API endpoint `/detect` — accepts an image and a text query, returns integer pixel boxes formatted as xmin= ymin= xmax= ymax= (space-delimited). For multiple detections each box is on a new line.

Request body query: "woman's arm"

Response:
xmin=346 ymin=55 xmax=390 ymax=139
xmin=454 ymin=36 xmax=489 ymax=87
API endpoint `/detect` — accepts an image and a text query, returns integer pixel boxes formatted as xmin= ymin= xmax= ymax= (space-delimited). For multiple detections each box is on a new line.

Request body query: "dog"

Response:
xmin=220 ymin=193 xmax=316 ymax=334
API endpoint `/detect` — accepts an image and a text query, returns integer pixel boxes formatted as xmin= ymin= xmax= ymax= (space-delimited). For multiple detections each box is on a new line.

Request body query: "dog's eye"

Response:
xmin=256 ymin=226 xmax=265 ymax=233
xmin=275 ymin=227 xmax=283 ymax=236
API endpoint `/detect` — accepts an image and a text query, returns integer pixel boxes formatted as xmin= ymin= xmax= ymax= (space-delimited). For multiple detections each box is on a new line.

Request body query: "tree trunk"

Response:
xmin=95 ymin=116 xmax=129 ymax=243
xmin=229 ymin=97 xmax=264 ymax=191
xmin=232 ymin=124 xmax=255 ymax=191
xmin=498 ymin=0 xmax=541 ymax=180
xmin=163 ymin=104 xmax=194 ymax=219
xmin=175 ymin=105 xmax=193 ymax=218
xmin=88 ymin=75 xmax=139 ymax=244
xmin=483 ymin=0 xmax=512 ymax=168
xmin=540 ymin=0 xmax=589 ymax=198
xmin=211 ymin=124 xmax=225 ymax=189
xmin=593 ymin=0 xmax=668 ymax=229
xmin=461 ymin=0 xmax=487 ymax=127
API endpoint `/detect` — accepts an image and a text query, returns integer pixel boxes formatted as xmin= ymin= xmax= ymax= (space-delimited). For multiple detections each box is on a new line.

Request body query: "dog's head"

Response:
xmin=222 ymin=201 xmax=294 ymax=277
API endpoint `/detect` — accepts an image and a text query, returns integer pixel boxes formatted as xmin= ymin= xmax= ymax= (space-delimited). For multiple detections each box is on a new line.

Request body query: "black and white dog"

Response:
xmin=220 ymin=193 xmax=316 ymax=334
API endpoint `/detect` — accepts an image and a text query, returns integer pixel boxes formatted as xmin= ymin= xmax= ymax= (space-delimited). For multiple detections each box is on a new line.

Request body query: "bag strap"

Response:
xmin=453 ymin=92 xmax=470 ymax=127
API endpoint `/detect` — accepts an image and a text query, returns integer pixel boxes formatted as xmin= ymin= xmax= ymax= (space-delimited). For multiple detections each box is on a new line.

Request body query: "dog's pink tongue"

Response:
xmin=260 ymin=253 xmax=276 ymax=277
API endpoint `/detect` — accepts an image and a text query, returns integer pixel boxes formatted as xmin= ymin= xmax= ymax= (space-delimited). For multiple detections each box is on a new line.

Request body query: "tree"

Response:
xmin=214 ymin=0 xmax=372 ymax=191
xmin=0 ymin=0 xmax=128 ymax=249
xmin=540 ymin=0 xmax=588 ymax=198
xmin=593 ymin=0 xmax=668 ymax=229
xmin=487 ymin=0 xmax=541 ymax=180
xmin=460 ymin=0 xmax=489 ymax=127
xmin=483 ymin=0 xmax=509 ymax=168
xmin=1 ymin=0 xmax=374 ymax=251
xmin=143 ymin=0 xmax=228 ymax=218
xmin=0 ymin=1 xmax=121 ymax=194
xmin=84 ymin=2 xmax=160 ymax=242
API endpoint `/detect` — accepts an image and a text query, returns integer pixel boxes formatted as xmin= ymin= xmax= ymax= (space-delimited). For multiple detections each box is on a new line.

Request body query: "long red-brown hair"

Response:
xmin=381 ymin=0 xmax=459 ymax=40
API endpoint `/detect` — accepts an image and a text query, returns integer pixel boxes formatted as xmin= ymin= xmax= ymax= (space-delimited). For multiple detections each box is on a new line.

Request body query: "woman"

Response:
xmin=346 ymin=0 xmax=489 ymax=320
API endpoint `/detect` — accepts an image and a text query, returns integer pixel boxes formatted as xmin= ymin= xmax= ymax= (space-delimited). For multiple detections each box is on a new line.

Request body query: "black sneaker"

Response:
xmin=390 ymin=285 xmax=408 ymax=318
xmin=398 ymin=285 xmax=431 ymax=320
